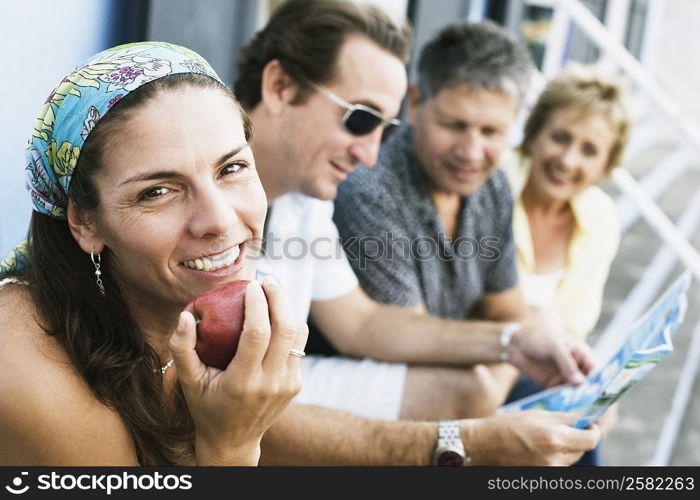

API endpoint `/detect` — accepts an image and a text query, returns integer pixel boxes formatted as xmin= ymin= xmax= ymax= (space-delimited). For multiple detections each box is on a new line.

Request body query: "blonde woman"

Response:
xmin=506 ymin=65 xmax=632 ymax=339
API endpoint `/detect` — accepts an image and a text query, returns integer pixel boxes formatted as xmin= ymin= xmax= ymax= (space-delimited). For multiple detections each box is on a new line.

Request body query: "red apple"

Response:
xmin=187 ymin=280 xmax=249 ymax=369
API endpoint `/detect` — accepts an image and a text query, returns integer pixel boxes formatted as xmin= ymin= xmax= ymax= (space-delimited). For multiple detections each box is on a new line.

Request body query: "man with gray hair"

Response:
xmin=333 ymin=21 xmax=541 ymax=401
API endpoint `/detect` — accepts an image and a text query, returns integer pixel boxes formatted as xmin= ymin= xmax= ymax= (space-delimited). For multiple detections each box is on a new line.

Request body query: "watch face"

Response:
xmin=436 ymin=450 xmax=464 ymax=467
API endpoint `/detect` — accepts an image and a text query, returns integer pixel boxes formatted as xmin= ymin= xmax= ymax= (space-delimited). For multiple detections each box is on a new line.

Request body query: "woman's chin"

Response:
xmin=533 ymin=180 xmax=575 ymax=204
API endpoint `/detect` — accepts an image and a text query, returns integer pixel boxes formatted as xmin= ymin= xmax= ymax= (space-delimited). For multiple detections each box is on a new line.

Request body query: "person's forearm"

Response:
xmin=399 ymin=363 xmax=519 ymax=420
xmin=259 ymin=404 xmax=600 ymax=466
xmin=259 ymin=403 xmax=436 ymax=465
xmin=344 ymin=304 xmax=508 ymax=365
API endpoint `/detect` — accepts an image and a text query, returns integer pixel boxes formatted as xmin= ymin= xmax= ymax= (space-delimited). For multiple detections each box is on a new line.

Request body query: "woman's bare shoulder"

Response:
xmin=0 ymin=283 xmax=69 ymax=380
xmin=0 ymin=284 xmax=139 ymax=465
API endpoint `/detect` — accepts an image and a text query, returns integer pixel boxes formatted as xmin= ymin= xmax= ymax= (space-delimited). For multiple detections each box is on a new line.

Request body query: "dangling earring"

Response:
xmin=91 ymin=249 xmax=105 ymax=295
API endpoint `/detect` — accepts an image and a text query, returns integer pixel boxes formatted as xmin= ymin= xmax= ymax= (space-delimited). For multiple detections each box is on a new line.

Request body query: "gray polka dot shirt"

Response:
xmin=334 ymin=125 xmax=518 ymax=320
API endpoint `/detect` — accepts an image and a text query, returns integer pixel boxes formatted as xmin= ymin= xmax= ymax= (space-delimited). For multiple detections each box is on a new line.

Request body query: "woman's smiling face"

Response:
xmin=525 ymin=106 xmax=617 ymax=203
xmin=87 ymin=86 xmax=267 ymax=313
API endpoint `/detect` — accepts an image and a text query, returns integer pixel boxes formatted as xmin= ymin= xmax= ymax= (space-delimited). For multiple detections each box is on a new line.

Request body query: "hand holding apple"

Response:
xmin=169 ymin=278 xmax=308 ymax=465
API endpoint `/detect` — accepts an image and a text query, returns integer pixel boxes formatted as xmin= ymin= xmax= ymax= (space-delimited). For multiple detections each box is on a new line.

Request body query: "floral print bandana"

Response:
xmin=0 ymin=42 xmax=223 ymax=276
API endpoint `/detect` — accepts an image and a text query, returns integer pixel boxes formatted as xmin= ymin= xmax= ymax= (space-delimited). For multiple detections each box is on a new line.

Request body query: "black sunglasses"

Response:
xmin=309 ymin=81 xmax=401 ymax=136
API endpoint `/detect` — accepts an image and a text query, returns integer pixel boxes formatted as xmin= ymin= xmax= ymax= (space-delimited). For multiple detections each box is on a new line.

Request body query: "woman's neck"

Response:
xmin=121 ymin=292 xmax=181 ymax=363
xmin=521 ymin=179 xmax=570 ymax=218
xmin=520 ymin=179 xmax=575 ymax=274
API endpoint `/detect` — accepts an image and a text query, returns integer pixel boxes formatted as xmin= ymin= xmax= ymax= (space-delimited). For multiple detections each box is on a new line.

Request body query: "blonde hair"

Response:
xmin=521 ymin=64 xmax=633 ymax=171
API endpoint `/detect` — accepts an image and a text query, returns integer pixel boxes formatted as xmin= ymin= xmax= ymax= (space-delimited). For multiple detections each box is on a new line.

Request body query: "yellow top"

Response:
xmin=503 ymin=152 xmax=620 ymax=339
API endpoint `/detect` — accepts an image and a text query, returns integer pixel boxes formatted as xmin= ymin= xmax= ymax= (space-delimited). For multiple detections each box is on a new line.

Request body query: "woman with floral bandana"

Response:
xmin=0 ymin=42 xmax=307 ymax=466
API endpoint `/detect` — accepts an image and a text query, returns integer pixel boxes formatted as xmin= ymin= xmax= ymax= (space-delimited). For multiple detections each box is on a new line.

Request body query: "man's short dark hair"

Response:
xmin=235 ymin=0 xmax=412 ymax=111
xmin=417 ymin=21 xmax=534 ymax=103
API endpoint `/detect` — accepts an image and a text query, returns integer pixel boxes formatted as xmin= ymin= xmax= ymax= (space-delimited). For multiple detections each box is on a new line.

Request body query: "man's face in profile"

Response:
xmin=278 ymin=35 xmax=407 ymax=201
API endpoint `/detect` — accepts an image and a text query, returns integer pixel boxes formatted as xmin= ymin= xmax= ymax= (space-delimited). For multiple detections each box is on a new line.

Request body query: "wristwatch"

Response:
xmin=432 ymin=420 xmax=469 ymax=466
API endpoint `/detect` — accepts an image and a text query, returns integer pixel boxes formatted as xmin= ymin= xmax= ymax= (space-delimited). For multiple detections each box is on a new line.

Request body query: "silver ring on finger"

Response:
xmin=289 ymin=348 xmax=306 ymax=358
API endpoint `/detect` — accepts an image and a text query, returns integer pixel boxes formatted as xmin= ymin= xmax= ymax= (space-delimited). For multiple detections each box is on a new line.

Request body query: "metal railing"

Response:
xmin=541 ymin=0 xmax=700 ymax=465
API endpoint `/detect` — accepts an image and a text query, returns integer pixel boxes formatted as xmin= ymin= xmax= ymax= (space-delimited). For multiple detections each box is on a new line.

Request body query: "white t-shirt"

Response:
xmin=257 ymin=193 xmax=406 ymax=420
xmin=258 ymin=193 xmax=359 ymax=320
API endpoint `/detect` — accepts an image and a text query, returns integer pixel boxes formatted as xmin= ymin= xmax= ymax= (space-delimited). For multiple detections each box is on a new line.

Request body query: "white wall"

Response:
xmin=0 ymin=0 xmax=118 ymax=258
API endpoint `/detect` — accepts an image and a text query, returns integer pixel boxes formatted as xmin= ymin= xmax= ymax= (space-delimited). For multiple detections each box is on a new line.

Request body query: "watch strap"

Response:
xmin=433 ymin=419 xmax=469 ymax=466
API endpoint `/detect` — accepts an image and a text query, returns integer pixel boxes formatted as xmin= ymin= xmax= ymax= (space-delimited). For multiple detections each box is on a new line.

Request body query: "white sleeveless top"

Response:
xmin=521 ymin=269 xmax=565 ymax=308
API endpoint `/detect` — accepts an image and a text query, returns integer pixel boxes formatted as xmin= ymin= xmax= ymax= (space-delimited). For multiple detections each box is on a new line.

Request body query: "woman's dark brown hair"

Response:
xmin=12 ymin=73 xmax=251 ymax=465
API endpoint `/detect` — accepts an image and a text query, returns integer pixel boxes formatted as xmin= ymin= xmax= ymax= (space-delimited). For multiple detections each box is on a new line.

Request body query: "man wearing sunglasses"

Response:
xmin=235 ymin=0 xmax=600 ymax=466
